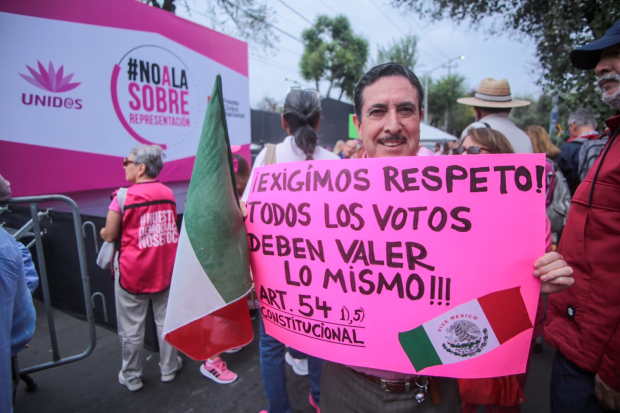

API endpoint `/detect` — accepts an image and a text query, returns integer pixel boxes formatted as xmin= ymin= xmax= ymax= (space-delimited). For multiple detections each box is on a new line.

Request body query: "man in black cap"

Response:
xmin=545 ymin=18 xmax=620 ymax=413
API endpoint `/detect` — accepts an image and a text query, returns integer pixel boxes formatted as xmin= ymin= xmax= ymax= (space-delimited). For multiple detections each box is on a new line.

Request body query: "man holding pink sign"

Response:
xmin=316 ymin=63 xmax=574 ymax=412
xmin=245 ymin=63 xmax=574 ymax=412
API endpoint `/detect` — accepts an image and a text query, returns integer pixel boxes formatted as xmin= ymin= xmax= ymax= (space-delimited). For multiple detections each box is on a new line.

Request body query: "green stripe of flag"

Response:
xmin=399 ymin=325 xmax=443 ymax=372
xmin=184 ymin=75 xmax=252 ymax=302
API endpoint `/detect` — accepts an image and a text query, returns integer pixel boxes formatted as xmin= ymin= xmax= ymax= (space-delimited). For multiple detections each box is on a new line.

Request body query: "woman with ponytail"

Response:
xmin=242 ymin=87 xmax=339 ymax=200
xmin=242 ymin=87 xmax=338 ymax=413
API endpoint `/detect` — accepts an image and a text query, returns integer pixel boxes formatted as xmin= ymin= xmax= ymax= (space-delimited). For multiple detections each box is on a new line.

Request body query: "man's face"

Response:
xmin=595 ymin=43 xmax=620 ymax=109
xmin=568 ymin=121 xmax=578 ymax=138
xmin=342 ymin=140 xmax=358 ymax=157
xmin=353 ymin=76 xmax=422 ymax=158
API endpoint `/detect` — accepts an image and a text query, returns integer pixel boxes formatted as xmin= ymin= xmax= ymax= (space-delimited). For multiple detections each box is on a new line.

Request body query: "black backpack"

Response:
xmin=546 ymin=160 xmax=572 ymax=234
xmin=578 ymin=137 xmax=609 ymax=182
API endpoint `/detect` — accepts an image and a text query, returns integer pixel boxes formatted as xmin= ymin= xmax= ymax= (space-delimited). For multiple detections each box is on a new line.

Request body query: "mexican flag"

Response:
xmin=163 ymin=75 xmax=254 ymax=360
xmin=398 ymin=287 xmax=533 ymax=372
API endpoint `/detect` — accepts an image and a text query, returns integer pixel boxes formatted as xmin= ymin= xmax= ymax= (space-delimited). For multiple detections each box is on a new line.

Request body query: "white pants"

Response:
xmin=114 ymin=259 xmax=179 ymax=380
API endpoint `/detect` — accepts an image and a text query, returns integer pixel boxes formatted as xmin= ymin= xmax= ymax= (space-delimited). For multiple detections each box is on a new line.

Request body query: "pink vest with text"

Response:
xmin=117 ymin=181 xmax=178 ymax=294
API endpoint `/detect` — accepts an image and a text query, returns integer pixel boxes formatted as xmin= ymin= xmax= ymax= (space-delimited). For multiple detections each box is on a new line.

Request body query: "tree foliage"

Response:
xmin=509 ymin=94 xmax=552 ymax=129
xmin=255 ymin=96 xmax=283 ymax=113
xmin=147 ymin=0 xmax=176 ymax=12
xmin=391 ymin=0 xmax=617 ymax=119
xmin=300 ymin=15 xmax=369 ymax=101
xmin=143 ymin=0 xmax=278 ymax=50
xmin=427 ymin=74 xmax=474 ymax=136
xmin=374 ymin=34 xmax=419 ymax=71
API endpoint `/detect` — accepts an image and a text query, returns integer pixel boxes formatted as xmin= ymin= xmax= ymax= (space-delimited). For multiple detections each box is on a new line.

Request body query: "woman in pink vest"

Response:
xmin=100 ymin=144 xmax=182 ymax=392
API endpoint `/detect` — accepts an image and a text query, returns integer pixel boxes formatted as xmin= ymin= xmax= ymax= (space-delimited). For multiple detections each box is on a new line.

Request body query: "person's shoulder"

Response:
xmin=460 ymin=121 xmax=487 ymax=138
xmin=158 ymin=182 xmax=176 ymax=196
xmin=0 ymin=226 xmax=15 ymax=245
xmin=254 ymin=146 xmax=268 ymax=167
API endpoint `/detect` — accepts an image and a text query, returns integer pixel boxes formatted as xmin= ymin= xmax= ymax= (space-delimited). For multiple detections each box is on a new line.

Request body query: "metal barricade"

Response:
xmin=4 ymin=195 xmax=96 ymax=374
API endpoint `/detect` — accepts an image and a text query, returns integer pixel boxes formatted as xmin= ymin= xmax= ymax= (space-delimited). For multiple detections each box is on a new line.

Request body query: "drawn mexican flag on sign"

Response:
xmin=399 ymin=287 xmax=533 ymax=372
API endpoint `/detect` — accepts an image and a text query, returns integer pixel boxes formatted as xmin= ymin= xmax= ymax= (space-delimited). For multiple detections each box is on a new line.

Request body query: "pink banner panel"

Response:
xmin=0 ymin=0 xmax=248 ymax=76
xmin=0 ymin=141 xmax=250 ymax=198
xmin=245 ymin=154 xmax=547 ymax=378
xmin=1 ymin=0 xmax=250 ymax=197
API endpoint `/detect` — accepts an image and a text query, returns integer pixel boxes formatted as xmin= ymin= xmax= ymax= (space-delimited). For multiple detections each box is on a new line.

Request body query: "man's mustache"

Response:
xmin=377 ymin=134 xmax=407 ymax=143
xmin=597 ymin=74 xmax=620 ymax=92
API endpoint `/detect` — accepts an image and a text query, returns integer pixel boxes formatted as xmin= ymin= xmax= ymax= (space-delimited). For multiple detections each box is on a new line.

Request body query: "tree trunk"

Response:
xmin=326 ymin=80 xmax=333 ymax=99
xmin=162 ymin=0 xmax=176 ymax=13
xmin=338 ymin=88 xmax=345 ymax=101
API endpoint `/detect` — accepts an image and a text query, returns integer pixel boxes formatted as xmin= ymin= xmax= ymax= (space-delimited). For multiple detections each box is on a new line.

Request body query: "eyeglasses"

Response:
xmin=288 ymin=85 xmax=320 ymax=99
xmin=123 ymin=158 xmax=134 ymax=167
xmin=452 ymin=146 xmax=490 ymax=155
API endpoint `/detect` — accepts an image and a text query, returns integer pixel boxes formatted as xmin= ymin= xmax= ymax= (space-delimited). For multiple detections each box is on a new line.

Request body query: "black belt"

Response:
xmin=353 ymin=369 xmax=423 ymax=393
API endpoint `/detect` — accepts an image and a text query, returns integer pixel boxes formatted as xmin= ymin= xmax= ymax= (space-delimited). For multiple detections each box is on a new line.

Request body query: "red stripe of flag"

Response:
xmin=164 ymin=298 xmax=253 ymax=360
xmin=478 ymin=287 xmax=533 ymax=344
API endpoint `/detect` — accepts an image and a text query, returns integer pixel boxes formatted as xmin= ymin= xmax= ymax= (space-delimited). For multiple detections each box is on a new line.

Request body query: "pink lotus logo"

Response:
xmin=19 ymin=61 xmax=80 ymax=93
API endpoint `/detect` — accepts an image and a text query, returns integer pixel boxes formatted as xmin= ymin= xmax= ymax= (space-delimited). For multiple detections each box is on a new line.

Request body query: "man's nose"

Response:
xmin=595 ymin=54 xmax=614 ymax=76
xmin=384 ymin=109 xmax=401 ymax=134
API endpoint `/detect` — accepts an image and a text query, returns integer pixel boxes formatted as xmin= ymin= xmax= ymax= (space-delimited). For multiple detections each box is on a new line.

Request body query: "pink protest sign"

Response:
xmin=245 ymin=154 xmax=546 ymax=378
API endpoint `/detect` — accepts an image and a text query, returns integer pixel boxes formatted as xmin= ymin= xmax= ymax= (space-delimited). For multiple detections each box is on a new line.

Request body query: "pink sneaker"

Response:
xmin=309 ymin=391 xmax=320 ymax=413
xmin=200 ymin=357 xmax=238 ymax=384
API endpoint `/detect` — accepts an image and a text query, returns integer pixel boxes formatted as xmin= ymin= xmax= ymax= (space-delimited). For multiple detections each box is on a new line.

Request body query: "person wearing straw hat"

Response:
xmin=457 ymin=78 xmax=533 ymax=154
xmin=544 ymin=18 xmax=620 ymax=413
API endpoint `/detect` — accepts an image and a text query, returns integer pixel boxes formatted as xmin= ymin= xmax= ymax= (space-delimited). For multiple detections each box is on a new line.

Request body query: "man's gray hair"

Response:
xmin=568 ymin=108 xmax=596 ymax=127
xmin=130 ymin=144 xmax=166 ymax=178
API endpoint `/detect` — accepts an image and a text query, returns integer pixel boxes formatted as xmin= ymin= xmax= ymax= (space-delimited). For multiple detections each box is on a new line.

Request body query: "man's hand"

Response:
xmin=595 ymin=374 xmax=620 ymax=411
xmin=240 ymin=201 xmax=248 ymax=219
xmin=533 ymin=251 xmax=574 ymax=294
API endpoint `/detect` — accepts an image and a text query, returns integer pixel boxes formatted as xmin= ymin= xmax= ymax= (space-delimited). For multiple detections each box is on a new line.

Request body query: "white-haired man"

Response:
xmin=545 ymin=18 xmax=620 ymax=413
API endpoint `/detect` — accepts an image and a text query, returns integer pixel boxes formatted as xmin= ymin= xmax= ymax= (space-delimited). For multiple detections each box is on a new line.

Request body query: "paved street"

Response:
xmin=14 ymin=300 xmax=555 ymax=413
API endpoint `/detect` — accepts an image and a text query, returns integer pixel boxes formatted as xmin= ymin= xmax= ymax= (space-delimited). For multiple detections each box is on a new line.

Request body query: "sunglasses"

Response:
xmin=452 ymin=146 xmax=490 ymax=155
xmin=123 ymin=158 xmax=135 ymax=167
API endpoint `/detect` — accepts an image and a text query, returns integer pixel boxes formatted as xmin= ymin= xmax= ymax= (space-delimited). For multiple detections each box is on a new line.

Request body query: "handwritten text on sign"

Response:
xmin=245 ymin=154 xmax=546 ymax=378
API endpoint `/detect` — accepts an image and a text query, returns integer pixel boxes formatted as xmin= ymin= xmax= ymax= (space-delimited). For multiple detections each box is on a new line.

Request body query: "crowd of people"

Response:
xmin=3 ymin=16 xmax=620 ymax=413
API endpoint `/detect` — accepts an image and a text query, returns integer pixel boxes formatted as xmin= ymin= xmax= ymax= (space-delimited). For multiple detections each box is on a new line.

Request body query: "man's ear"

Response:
xmin=136 ymin=163 xmax=147 ymax=179
xmin=420 ymin=108 xmax=425 ymax=122
xmin=353 ymin=114 xmax=362 ymax=137
xmin=473 ymin=107 xmax=482 ymax=121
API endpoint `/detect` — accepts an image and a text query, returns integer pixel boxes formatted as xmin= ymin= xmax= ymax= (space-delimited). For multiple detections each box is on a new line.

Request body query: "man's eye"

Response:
xmin=400 ymin=107 xmax=415 ymax=115
xmin=369 ymin=110 xmax=385 ymax=117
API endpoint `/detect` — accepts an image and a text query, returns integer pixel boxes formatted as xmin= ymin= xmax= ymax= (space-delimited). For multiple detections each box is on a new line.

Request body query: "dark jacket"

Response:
xmin=544 ymin=114 xmax=620 ymax=391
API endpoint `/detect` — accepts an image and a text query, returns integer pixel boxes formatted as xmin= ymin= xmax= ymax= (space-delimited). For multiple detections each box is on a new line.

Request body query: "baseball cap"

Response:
xmin=570 ymin=18 xmax=620 ymax=70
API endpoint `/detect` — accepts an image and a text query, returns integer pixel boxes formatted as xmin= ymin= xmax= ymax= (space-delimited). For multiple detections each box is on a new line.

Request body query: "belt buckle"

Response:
xmin=380 ymin=378 xmax=411 ymax=393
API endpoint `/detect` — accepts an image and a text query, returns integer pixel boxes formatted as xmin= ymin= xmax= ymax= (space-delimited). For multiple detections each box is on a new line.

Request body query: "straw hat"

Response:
xmin=457 ymin=78 xmax=530 ymax=108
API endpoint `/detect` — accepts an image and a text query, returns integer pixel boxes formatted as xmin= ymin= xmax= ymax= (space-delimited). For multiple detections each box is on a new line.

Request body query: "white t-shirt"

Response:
xmin=241 ymin=135 xmax=340 ymax=202
xmin=461 ymin=113 xmax=533 ymax=154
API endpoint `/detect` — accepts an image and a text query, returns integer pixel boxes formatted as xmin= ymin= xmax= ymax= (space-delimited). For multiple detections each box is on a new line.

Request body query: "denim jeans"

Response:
xmin=259 ymin=317 xmax=324 ymax=413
